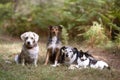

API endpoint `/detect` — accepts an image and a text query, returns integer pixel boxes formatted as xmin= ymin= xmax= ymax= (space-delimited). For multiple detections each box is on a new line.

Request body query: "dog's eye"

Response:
xmin=31 ymin=37 xmax=34 ymax=40
xmin=25 ymin=37 xmax=28 ymax=40
xmin=70 ymin=51 xmax=72 ymax=52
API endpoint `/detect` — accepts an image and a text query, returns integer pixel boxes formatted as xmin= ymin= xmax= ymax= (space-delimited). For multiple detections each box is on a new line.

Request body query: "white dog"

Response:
xmin=15 ymin=31 xmax=39 ymax=67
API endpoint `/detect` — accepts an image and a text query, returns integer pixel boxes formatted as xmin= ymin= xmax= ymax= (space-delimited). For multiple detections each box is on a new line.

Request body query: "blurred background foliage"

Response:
xmin=0 ymin=0 xmax=120 ymax=47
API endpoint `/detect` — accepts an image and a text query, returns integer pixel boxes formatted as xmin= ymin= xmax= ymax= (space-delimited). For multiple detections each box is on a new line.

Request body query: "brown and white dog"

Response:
xmin=44 ymin=25 xmax=63 ymax=67
xmin=15 ymin=31 xmax=39 ymax=67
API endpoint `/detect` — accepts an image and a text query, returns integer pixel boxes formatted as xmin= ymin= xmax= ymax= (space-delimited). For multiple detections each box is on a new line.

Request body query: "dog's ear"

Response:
xmin=85 ymin=50 xmax=93 ymax=57
xmin=20 ymin=32 xmax=27 ymax=41
xmin=73 ymin=47 xmax=78 ymax=53
xmin=48 ymin=25 xmax=53 ymax=30
xmin=60 ymin=46 xmax=66 ymax=53
xmin=32 ymin=32 xmax=39 ymax=42
xmin=79 ymin=50 xmax=83 ymax=53
xmin=61 ymin=46 xmax=66 ymax=50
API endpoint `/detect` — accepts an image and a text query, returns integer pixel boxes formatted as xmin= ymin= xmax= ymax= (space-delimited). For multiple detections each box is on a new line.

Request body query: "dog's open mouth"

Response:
xmin=80 ymin=58 xmax=87 ymax=61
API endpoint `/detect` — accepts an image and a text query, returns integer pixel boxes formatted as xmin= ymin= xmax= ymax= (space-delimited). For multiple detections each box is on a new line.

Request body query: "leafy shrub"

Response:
xmin=0 ymin=2 xmax=13 ymax=34
xmin=0 ymin=3 xmax=13 ymax=24
xmin=2 ymin=0 xmax=65 ymax=36
xmin=115 ymin=34 xmax=120 ymax=45
xmin=83 ymin=21 xmax=109 ymax=47
xmin=61 ymin=25 xmax=69 ymax=45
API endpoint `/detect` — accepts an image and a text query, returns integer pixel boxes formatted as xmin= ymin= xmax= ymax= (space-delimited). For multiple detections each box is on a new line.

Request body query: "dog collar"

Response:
xmin=25 ymin=43 xmax=37 ymax=49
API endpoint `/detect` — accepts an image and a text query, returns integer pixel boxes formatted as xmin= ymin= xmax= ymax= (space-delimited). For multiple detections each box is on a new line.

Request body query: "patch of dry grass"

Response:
xmin=0 ymin=39 xmax=120 ymax=80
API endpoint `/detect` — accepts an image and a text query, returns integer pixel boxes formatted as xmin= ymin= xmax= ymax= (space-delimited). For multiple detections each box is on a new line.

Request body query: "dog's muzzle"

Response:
xmin=26 ymin=41 xmax=34 ymax=48
xmin=27 ymin=42 xmax=30 ymax=45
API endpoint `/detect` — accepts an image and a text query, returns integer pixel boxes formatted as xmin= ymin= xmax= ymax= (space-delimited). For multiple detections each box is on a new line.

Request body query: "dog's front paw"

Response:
xmin=51 ymin=64 xmax=57 ymax=67
xmin=56 ymin=63 xmax=60 ymax=66
xmin=51 ymin=63 xmax=60 ymax=67
xmin=75 ymin=65 xmax=80 ymax=68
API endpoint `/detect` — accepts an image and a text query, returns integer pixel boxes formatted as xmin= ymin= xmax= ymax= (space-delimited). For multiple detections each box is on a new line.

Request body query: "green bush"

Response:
xmin=61 ymin=25 xmax=69 ymax=45
xmin=83 ymin=21 xmax=109 ymax=47
xmin=2 ymin=0 xmax=65 ymax=36
xmin=0 ymin=2 xmax=13 ymax=34
xmin=0 ymin=3 xmax=13 ymax=24
xmin=115 ymin=34 xmax=120 ymax=45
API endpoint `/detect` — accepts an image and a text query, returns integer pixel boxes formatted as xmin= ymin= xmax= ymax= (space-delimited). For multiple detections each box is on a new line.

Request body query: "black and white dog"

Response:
xmin=78 ymin=50 xmax=110 ymax=70
xmin=60 ymin=46 xmax=110 ymax=70
xmin=60 ymin=46 xmax=83 ymax=69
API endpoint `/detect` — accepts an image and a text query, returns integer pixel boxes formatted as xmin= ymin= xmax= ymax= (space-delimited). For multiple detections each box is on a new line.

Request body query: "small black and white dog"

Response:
xmin=78 ymin=50 xmax=110 ymax=70
xmin=60 ymin=46 xmax=110 ymax=70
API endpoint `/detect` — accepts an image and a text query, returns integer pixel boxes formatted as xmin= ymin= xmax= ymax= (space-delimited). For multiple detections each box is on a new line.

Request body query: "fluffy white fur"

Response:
xmin=21 ymin=31 xmax=39 ymax=47
xmin=15 ymin=31 xmax=39 ymax=67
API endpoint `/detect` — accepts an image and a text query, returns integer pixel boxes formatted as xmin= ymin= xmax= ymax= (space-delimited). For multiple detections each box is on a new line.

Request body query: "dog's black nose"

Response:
xmin=27 ymin=42 xmax=30 ymax=45
xmin=52 ymin=32 xmax=55 ymax=34
xmin=66 ymin=54 xmax=68 ymax=57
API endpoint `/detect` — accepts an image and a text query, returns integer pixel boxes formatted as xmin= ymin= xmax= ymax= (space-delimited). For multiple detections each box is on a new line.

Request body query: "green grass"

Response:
xmin=0 ymin=39 xmax=120 ymax=80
